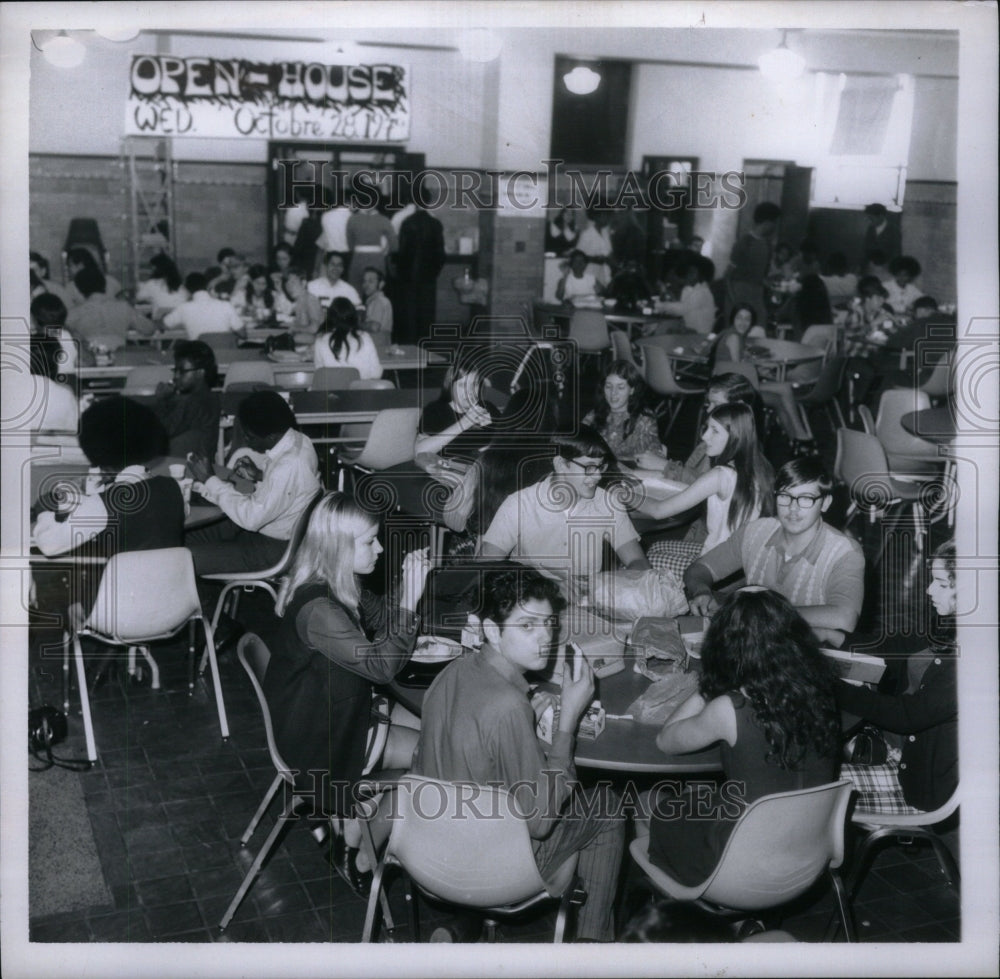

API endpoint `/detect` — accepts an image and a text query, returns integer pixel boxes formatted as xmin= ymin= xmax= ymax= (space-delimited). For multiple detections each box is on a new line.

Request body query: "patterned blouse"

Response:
xmin=585 ymin=409 xmax=662 ymax=460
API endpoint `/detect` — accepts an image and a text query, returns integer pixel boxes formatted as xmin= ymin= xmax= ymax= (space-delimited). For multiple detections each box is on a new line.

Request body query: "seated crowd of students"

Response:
xmin=28 ymin=279 xmax=958 ymax=941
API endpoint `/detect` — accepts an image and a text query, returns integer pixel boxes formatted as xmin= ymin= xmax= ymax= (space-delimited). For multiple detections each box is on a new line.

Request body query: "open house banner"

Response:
xmin=125 ymin=55 xmax=410 ymax=141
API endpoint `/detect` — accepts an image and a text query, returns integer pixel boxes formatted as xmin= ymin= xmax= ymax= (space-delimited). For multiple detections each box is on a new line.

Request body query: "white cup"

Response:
xmin=177 ymin=477 xmax=193 ymax=516
xmin=168 ymin=463 xmax=186 ymax=480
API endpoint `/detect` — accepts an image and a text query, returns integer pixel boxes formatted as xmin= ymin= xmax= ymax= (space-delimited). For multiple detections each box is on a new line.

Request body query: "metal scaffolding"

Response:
xmin=121 ymin=136 xmax=175 ymax=298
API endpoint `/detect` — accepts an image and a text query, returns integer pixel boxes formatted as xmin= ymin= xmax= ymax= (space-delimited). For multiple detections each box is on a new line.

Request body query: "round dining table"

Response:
xmin=900 ymin=407 xmax=955 ymax=445
xmin=743 ymin=338 xmax=826 ymax=382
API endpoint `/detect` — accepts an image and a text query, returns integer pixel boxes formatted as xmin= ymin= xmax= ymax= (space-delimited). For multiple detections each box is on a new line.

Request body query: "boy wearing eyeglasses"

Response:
xmin=479 ymin=428 xmax=650 ymax=594
xmin=684 ymin=457 xmax=864 ymax=647
xmin=151 ymin=340 xmax=221 ymax=460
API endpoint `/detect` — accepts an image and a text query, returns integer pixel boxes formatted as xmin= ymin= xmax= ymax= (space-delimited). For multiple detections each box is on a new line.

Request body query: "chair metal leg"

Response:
xmin=219 ymin=801 xmax=299 ymax=931
xmin=828 ymin=868 xmax=856 ymax=942
xmin=363 ymin=860 xmax=391 ymax=942
xmin=136 ymin=644 xmax=161 ymax=689
xmin=200 ymin=618 xmax=230 ymax=740
xmin=62 ymin=630 xmax=71 ymax=713
xmin=72 ymin=634 xmax=98 ymax=763
xmin=241 ymin=774 xmax=285 ymax=845
xmin=406 ymin=876 xmax=420 ymax=942
xmin=552 ymin=874 xmax=578 ymax=943
xmin=927 ymin=833 xmax=961 ymax=889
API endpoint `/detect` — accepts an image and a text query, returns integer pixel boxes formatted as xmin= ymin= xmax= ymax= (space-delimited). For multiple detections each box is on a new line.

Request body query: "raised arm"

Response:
xmin=638 ymin=467 xmax=724 ymax=521
xmin=656 ymin=692 xmax=737 ymax=755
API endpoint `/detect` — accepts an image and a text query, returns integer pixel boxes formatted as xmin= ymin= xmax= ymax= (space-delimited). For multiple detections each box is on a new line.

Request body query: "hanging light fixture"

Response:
xmin=41 ymin=31 xmax=87 ymax=69
xmin=457 ymin=29 xmax=502 ymax=63
xmin=563 ymin=64 xmax=602 ymax=96
xmin=96 ymin=28 xmax=141 ymax=42
xmin=758 ymin=31 xmax=806 ymax=84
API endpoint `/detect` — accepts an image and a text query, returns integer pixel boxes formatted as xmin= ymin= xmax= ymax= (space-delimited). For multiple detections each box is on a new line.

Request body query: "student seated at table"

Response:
xmin=644 ymin=402 xmax=774 ymax=578
xmin=656 ymin=255 xmax=716 ymax=335
xmin=884 ymin=255 xmax=923 ymax=316
xmin=312 ymin=297 xmax=383 ymax=379
xmin=33 ymin=397 xmax=184 ymax=611
xmin=605 ymin=259 xmax=655 ymax=310
xmin=263 ymin=491 xmax=431 ymax=896
xmin=21 ymin=302 xmax=80 ymax=434
xmin=186 ymin=390 xmax=322 ymax=574
xmin=30 ymin=291 xmax=82 ymax=375
xmin=65 ymin=246 xmax=123 ymax=305
xmin=66 ymin=267 xmax=155 ymax=350
xmin=480 ymin=428 xmax=650 ymax=593
xmin=711 ymin=304 xmax=814 ymax=448
xmin=441 ymin=444 xmax=553 ymax=557
xmin=136 ymin=254 xmax=189 ymax=321
xmin=683 ymin=457 xmax=864 ymax=648
xmin=360 ymin=266 xmax=393 ymax=348
xmin=838 ymin=539 xmax=957 ymax=817
xmin=410 ymin=565 xmax=625 ymax=942
xmin=415 ymin=355 xmax=499 ymax=462
xmin=640 ymin=587 xmax=840 ymax=886
xmin=556 ymin=248 xmax=602 ymax=304
xmin=308 ymin=251 xmax=362 ymax=309
xmin=30 ymin=251 xmax=74 ymax=309
xmin=583 ymin=360 xmax=664 ymax=462
xmin=150 ymin=340 xmax=222 ymax=461
xmin=278 ymin=268 xmax=325 ymax=337
xmin=163 ymin=272 xmax=245 ymax=341
xmin=230 ymin=263 xmax=276 ymax=325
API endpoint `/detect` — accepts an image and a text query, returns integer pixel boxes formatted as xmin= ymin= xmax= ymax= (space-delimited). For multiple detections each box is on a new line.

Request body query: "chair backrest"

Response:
xmin=123 ymin=365 xmax=174 ymax=395
xmin=853 ymin=782 xmax=960 ymax=828
xmin=223 ymin=360 xmax=275 ymax=390
xmin=252 ymin=490 xmax=324 ymax=578
xmin=699 ymin=781 xmax=853 ymax=911
xmin=386 ymin=775 xmax=552 ymax=907
xmin=642 ymin=343 xmax=705 ymax=397
xmin=875 ymin=388 xmax=938 ymax=464
xmin=833 ymin=427 xmax=895 ymax=510
xmin=349 ymin=378 xmax=396 ymax=391
xmin=609 ymin=327 xmax=642 ymax=373
xmin=236 ymin=633 xmax=293 ymax=779
xmin=352 ymin=407 xmax=421 ymax=470
xmin=917 ymin=356 xmax=953 ymax=399
xmin=201 ymin=332 xmax=241 ymax=353
xmin=800 ymin=324 xmax=838 ymax=357
xmin=312 ymin=366 xmax=361 ymax=391
xmin=856 ymin=404 xmax=876 ymax=435
xmin=712 ymin=358 xmax=760 ymax=390
xmin=568 ymin=309 xmax=611 ymax=353
xmin=86 ymin=547 xmax=201 ymax=641
xmin=798 ymin=355 xmax=847 ymax=404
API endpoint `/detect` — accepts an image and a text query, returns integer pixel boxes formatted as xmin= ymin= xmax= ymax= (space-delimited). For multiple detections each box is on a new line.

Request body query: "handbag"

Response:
xmin=844 ymin=723 xmax=889 ymax=766
xmin=29 ymin=704 xmax=89 ymax=772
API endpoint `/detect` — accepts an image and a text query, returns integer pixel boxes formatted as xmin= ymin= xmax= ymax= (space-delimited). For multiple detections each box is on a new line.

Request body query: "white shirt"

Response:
xmin=306 ymin=276 xmax=362 ymax=309
xmin=481 ymin=476 xmax=640 ymax=585
xmin=163 ymin=290 xmax=243 ymax=340
xmin=660 ymin=281 xmax=716 ymax=335
xmin=313 ymin=330 xmax=383 ymax=379
xmin=34 ymin=465 xmax=144 ymax=556
xmin=318 ymin=207 xmax=352 ymax=253
xmin=195 ymin=429 xmax=321 ymax=540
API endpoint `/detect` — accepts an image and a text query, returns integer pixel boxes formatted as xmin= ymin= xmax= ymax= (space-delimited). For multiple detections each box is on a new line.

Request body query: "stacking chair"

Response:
xmin=311 ymin=366 xmax=361 ymax=391
xmin=123 ymin=364 xmax=174 ymax=395
xmin=791 ymin=355 xmax=848 ymax=440
xmin=916 ymin=356 xmax=952 ymax=402
xmin=222 ymin=360 xmax=275 ymax=391
xmin=62 ymin=217 xmax=109 ymax=276
xmin=833 ymin=427 xmax=944 ymax=558
xmin=201 ymin=332 xmax=241 ymax=354
xmin=199 ymin=491 xmax=323 ymax=649
xmin=568 ymin=308 xmax=611 ymax=380
xmin=62 ymin=547 xmax=229 ymax=763
xmin=349 ymin=378 xmax=396 ymax=391
xmin=875 ymin=389 xmax=942 ymax=476
xmin=849 ymin=786 xmax=960 ymax=900
xmin=712 ymin=359 xmax=760 ymax=390
xmin=335 ymin=407 xmax=420 ymax=492
xmin=609 ymin=326 xmax=643 ymax=374
xmin=362 ymin=775 xmax=584 ymax=943
xmin=629 ymin=781 xmax=856 ymax=941
xmin=800 ymin=324 xmax=839 ymax=358
xmin=643 ymin=343 xmax=708 ymax=438
xmin=218 ymin=633 xmax=393 ymax=932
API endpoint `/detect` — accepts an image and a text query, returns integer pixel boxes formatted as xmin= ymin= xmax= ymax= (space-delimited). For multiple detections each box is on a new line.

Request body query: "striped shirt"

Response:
xmin=696 ymin=517 xmax=864 ymax=627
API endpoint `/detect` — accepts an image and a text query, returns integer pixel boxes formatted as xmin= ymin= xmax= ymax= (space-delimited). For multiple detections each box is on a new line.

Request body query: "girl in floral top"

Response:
xmin=584 ymin=359 xmax=664 ymax=462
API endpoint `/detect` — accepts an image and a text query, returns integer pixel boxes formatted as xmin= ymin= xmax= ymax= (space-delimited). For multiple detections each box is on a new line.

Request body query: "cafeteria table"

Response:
xmin=289 ymin=386 xmax=436 ymax=426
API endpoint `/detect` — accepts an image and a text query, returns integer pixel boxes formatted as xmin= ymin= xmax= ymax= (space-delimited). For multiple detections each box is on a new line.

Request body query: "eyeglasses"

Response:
xmin=775 ymin=492 xmax=824 ymax=509
xmin=172 ymin=366 xmax=200 ymax=375
xmin=567 ymin=458 xmax=608 ymax=477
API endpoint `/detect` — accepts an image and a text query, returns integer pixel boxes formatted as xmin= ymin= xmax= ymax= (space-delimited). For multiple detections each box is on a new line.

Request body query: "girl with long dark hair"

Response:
xmin=643 ymin=588 xmax=841 ymax=885
xmin=583 ymin=359 xmax=664 ymax=461
xmin=312 ymin=296 xmax=383 ymax=379
xmin=642 ymin=401 xmax=774 ymax=577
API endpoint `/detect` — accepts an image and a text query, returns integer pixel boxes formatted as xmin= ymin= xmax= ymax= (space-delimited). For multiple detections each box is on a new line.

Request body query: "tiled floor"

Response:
xmin=25 ymin=392 xmax=962 ymax=945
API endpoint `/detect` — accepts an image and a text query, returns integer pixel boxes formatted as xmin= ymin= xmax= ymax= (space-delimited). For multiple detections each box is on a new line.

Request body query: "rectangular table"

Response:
xmin=289 ymin=387 xmax=435 ymax=425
